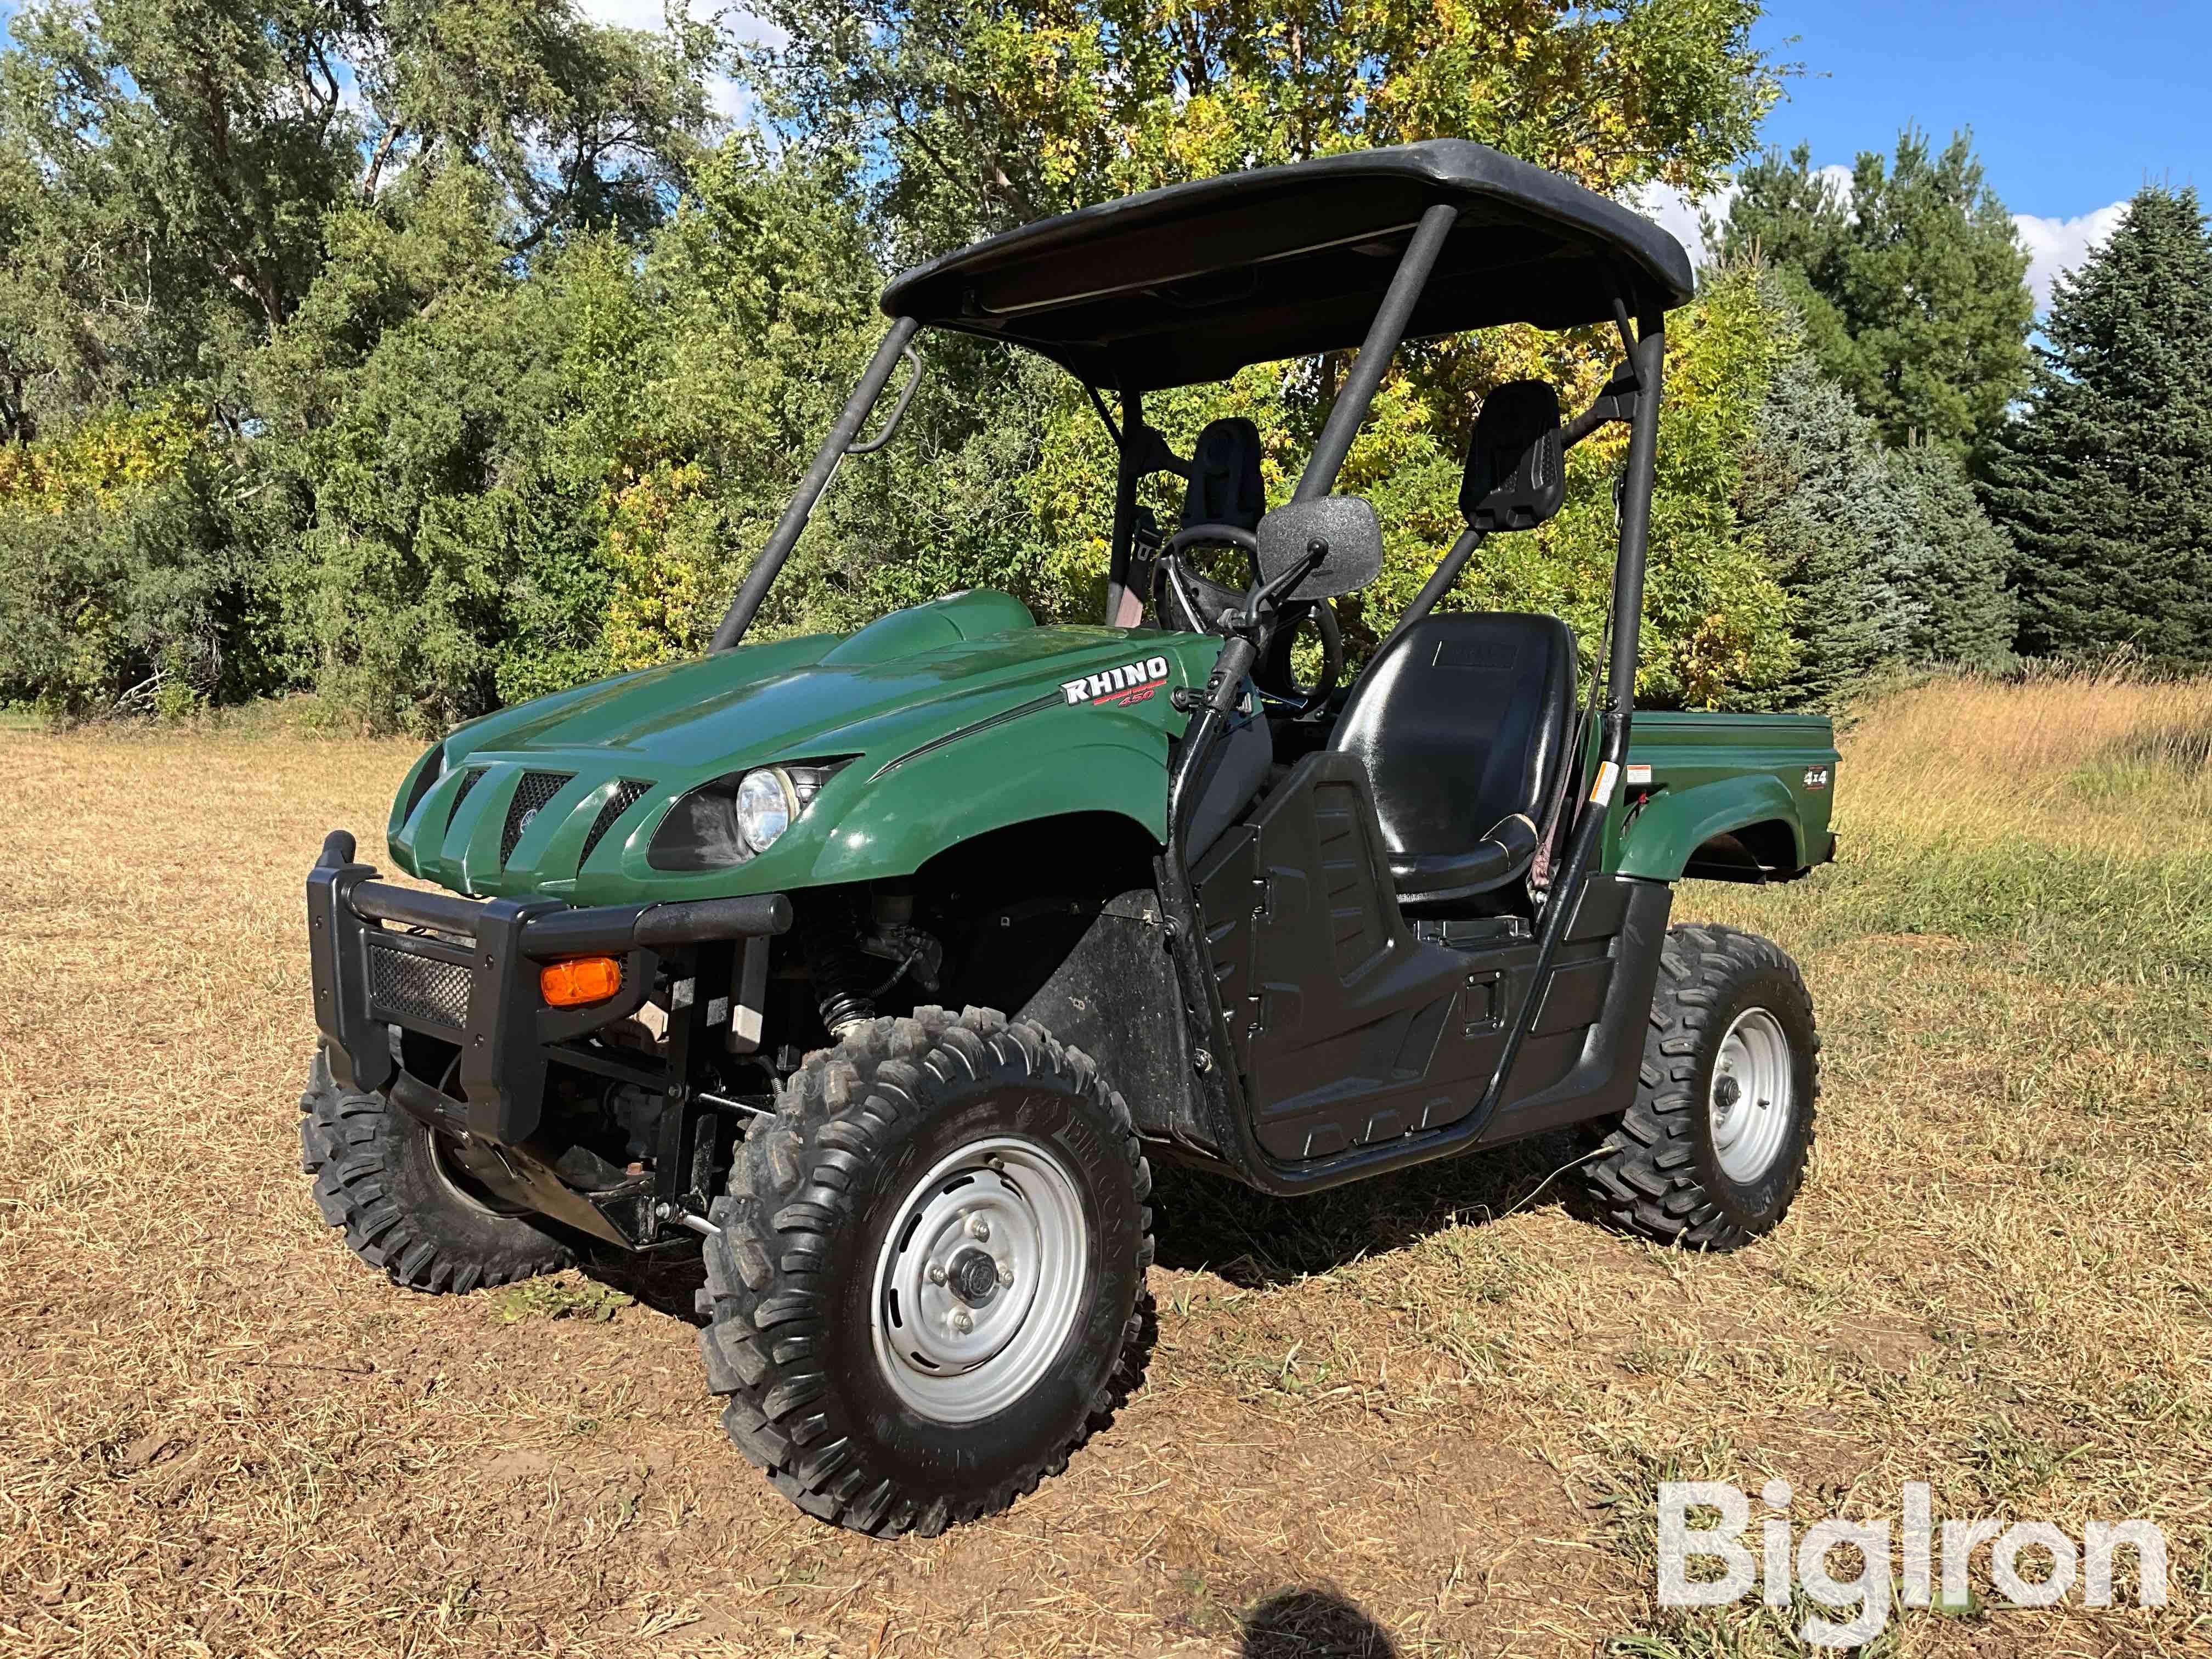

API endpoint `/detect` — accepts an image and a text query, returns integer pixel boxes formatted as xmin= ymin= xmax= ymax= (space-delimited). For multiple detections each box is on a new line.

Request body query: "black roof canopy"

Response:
xmin=879 ymin=140 xmax=1695 ymax=392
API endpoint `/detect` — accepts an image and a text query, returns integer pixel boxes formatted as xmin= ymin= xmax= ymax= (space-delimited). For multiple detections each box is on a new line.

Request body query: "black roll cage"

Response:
xmin=704 ymin=195 xmax=1667 ymax=841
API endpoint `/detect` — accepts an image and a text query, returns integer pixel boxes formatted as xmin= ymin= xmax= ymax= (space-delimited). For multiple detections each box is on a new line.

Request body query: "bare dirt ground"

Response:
xmin=3 ymin=674 xmax=2209 ymax=1656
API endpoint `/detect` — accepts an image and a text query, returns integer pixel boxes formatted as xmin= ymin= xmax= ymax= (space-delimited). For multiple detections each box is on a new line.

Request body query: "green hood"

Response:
xmin=388 ymin=590 xmax=1217 ymax=904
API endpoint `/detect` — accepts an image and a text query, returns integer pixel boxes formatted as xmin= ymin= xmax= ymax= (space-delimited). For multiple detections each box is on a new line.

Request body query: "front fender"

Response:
xmin=795 ymin=726 xmax=1169 ymax=887
xmin=1616 ymin=773 xmax=1804 ymax=881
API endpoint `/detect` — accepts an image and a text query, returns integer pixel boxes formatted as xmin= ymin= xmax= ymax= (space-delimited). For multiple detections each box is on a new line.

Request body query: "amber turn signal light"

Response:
xmin=540 ymin=955 xmax=621 ymax=1007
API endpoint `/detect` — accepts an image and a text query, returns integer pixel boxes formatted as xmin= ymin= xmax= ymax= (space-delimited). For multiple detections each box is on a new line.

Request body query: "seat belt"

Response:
xmin=1531 ymin=610 xmax=1607 ymax=895
xmin=1533 ymin=467 xmax=1630 ymax=895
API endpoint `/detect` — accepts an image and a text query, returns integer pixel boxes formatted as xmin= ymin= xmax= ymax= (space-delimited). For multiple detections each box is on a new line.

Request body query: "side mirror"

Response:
xmin=1255 ymin=495 xmax=1384 ymax=600
xmin=1460 ymin=380 xmax=1564 ymax=532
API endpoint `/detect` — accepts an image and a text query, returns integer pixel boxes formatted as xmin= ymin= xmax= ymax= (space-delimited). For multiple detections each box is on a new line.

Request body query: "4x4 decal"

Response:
xmin=1062 ymin=655 xmax=1171 ymax=708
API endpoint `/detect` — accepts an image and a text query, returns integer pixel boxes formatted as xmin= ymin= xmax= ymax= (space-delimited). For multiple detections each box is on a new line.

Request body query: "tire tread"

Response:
xmin=299 ymin=1051 xmax=574 ymax=1293
xmin=697 ymin=1005 xmax=1152 ymax=1537
xmin=1581 ymin=924 xmax=1819 ymax=1250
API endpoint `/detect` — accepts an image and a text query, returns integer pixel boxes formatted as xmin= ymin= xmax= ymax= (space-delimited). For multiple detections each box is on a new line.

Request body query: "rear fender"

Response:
xmin=1616 ymin=773 xmax=1805 ymax=881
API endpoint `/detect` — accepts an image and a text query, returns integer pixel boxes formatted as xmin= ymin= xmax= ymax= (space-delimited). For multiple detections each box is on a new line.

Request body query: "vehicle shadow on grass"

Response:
xmin=579 ymin=1247 xmax=711 ymax=1324
xmin=569 ymin=1126 xmax=1594 ymax=1332
xmin=1150 ymin=1126 xmax=1595 ymax=1287
xmin=1240 ymin=1587 xmax=1400 ymax=1657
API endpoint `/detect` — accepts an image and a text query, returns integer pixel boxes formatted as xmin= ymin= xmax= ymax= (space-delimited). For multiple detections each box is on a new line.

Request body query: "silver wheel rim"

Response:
xmin=1708 ymin=1007 xmax=1795 ymax=1183
xmin=870 ymin=1134 xmax=1090 ymax=1425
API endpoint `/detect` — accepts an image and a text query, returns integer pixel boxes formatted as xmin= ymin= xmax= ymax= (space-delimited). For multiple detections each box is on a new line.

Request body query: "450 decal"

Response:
xmin=1061 ymin=655 xmax=1171 ymax=708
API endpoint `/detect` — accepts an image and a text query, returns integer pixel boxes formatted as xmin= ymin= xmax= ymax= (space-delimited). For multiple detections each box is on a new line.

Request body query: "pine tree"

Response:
xmin=1888 ymin=443 xmax=2015 ymax=665
xmin=1719 ymin=129 xmax=2034 ymax=462
xmin=1737 ymin=349 xmax=1894 ymax=705
xmin=1736 ymin=279 xmax=2017 ymax=706
xmin=1985 ymin=186 xmax=2212 ymax=664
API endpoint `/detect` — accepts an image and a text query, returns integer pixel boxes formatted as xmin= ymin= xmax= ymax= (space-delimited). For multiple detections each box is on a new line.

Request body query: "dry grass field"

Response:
xmin=3 ymin=669 xmax=2209 ymax=1657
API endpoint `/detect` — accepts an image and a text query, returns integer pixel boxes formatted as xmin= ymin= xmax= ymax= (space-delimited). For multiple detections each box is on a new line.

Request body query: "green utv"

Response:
xmin=304 ymin=142 xmax=1838 ymax=1536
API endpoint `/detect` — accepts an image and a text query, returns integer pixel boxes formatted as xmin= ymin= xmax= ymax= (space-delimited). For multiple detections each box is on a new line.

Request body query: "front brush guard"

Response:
xmin=306 ymin=831 xmax=791 ymax=1245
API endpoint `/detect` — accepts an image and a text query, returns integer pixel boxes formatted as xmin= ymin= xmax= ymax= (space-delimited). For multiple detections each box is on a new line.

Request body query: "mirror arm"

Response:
xmin=1235 ymin=541 xmax=1327 ymax=624
xmin=1563 ymin=360 xmax=1644 ymax=449
xmin=1561 ymin=399 xmax=1623 ymax=448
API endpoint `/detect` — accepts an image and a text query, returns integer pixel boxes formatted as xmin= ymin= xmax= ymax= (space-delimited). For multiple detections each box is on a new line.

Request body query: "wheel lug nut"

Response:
xmin=996 ymin=1260 xmax=1014 ymax=1288
xmin=950 ymin=1308 xmax=973 ymax=1334
xmin=969 ymin=1216 xmax=991 ymax=1242
xmin=927 ymin=1261 xmax=946 ymax=1285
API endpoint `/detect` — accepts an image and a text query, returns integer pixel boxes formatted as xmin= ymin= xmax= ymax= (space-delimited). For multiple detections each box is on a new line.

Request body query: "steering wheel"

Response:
xmin=1155 ymin=522 xmax=1344 ymax=713
xmin=1257 ymin=591 xmax=1344 ymax=715
xmin=1155 ymin=522 xmax=1255 ymax=631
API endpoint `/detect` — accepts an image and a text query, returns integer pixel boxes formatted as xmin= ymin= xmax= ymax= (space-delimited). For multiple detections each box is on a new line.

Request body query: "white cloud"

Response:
xmin=569 ymin=0 xmax=786 ymax=130
xmin=2013 ymin=201 xmax=2128 ymax=311
xmin=572 ymin=0 xmax=785 ymax=47
xmin=571 ymin=0 xmax=787 ymax=133
xmin=1633 ymin=165 xmax=1850 ymax=268
xmin=1634 ymin=181 xmax=1733 ymax=266
xmin=1643 ymin=167 xmax=2121 ymax=316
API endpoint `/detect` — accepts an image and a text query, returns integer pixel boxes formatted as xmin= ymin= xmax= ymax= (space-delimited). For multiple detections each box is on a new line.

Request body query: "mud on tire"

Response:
xmin=299 ymin=1048 xmax=575 ymax=1293
xmin=698 ymin=1005 xmax=1153 ymax=1538
xmin=1581 ymin=924 xmax=1819 ymax=1251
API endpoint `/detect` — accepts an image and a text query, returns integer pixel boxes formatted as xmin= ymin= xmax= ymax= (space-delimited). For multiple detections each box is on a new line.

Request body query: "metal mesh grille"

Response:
xmin=501 ymin=771 xmax=573 ymax=865
xmin=578 ymin=778 xmax=651 ymax=866
xmin=448 ymin=767 xmax=486 ymax=824
xmin=366 ymin=941 xmax=472 ymax=1029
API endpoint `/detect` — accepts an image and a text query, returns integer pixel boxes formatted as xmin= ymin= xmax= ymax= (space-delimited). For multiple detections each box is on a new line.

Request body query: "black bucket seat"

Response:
xmin=1327 ymin=612 xmax=1578 ymax=910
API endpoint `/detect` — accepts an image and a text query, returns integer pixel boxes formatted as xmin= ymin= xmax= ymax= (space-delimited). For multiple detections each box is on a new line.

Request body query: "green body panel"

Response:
xmin=387 ymin=590 xmax=1222 ymax=904
xmin=1614 ymin=711 xmax=1840 ymax=879
xmin=383 ymin=590 xmax=1836 ymax=904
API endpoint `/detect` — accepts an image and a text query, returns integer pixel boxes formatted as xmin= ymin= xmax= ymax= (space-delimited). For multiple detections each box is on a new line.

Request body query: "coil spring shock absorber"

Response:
xmin=797 ymin=892 xmax=878 ymax=1038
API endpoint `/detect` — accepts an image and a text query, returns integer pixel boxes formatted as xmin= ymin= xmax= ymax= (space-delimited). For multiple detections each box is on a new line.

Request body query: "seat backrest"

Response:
xmin=1181 ymin=417 xmax=1265 ymax=532
xmin=1327 ymin=612 xmax=1578 ymax=856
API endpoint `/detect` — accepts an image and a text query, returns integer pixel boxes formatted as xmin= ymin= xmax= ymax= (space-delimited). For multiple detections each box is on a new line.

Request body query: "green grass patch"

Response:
xmin=1766 ymin=837 xmax=2212 ymax=983
xmin=487 ymin=1274 xmax=631 ymax=1325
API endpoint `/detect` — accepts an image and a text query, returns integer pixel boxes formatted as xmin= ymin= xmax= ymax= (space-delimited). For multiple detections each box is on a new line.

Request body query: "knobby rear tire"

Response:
xmin=1581 ymin=924 xmax=1820 ymax=1250
xmin=697 ymin=1006 xmax=1153 ymax=1538
xmin=298 ymin=1049 xmax=575 ymax=1293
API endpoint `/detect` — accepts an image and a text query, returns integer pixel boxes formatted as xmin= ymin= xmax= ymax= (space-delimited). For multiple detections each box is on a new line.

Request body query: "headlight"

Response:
xmin=648 ymin=759 xmax=853 ymax=871
xmin=734 ymin=768 xmax=798 ymax=853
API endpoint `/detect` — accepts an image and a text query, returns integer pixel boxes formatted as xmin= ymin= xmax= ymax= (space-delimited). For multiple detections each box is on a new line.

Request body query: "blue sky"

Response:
xmin=1754 ymin=0 xmax=2203 ymax=215
xmin=1640 ymin=0 xmax=2207 ymax=306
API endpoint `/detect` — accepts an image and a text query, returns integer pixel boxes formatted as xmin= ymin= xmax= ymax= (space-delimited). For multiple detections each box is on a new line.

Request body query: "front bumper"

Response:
xmin=307 ymin=829 xmax=789 ymax=1198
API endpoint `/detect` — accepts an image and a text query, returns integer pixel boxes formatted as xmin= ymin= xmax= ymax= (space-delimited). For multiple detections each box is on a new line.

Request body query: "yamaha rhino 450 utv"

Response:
xmin=304 ymin=140 xmax=1839 ymax=1537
